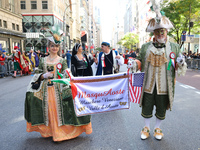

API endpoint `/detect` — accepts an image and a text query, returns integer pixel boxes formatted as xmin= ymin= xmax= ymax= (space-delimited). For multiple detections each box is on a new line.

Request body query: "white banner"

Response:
xmin=70 ymin=73 xmax=130 ymax=116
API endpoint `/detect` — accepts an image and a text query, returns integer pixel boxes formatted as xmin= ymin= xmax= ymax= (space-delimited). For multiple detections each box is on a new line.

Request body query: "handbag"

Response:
xmin=31 ymin=74 xmax=43 ymax=90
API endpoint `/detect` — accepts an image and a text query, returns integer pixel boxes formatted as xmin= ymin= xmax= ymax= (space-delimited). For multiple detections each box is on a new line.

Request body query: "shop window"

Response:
xmin=12 ymin=23 xmax=15 ymax=30
xmin=3 ymin=21 xmax=7 ymax=28
xmin=21 ymin=1 xmax=26 ymax=9
xmin=16 ymin=24 xmax=19 ymax=31
xmin=42 ymin=1 xmax=48 ymax=9
xmin=31 ymin=1 xmax=37 ymax=9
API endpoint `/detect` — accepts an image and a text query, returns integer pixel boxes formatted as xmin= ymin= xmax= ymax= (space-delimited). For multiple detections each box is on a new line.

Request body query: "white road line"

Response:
xmin=195 ymin=91 xmax=200 ymax=95
xmin=180 ymin=85 xmax=189 ymax=89
xmin=180 ymin=84 xmax=196 ymax=89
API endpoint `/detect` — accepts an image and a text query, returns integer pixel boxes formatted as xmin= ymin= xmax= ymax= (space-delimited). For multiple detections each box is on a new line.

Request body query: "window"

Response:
xmin=16 ymin=24 xmax=19 ymax=31
xmin=0 ymin=20 xmax=2 ymax=27
xmin=3 ymin=21 xmax=7 ymax=28
xmin=21 ymin=1 xmax=26 ymax=9
xmin=31 ymin=1 xmax=37 ymax=9
xmin=42 ymin=1 xmax=48 ymax=9
xmin=12 ymin=23 xmax=15 ymax=30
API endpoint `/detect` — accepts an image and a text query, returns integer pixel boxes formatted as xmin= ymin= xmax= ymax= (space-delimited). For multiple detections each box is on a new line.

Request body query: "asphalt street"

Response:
xmin=0 ymin=64 xmax=200 ymax=150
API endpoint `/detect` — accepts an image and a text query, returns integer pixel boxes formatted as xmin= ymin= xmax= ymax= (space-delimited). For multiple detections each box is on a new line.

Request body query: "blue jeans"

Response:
xmin=0 ymin=64 xmax=6 ymax=77
xmin=67 ymin=60 xmax=71 ymax=68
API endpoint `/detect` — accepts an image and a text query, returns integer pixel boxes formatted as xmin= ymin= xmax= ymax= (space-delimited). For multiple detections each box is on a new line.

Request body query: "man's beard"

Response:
xmin=157 ymin=37 xmax=166 ymax=44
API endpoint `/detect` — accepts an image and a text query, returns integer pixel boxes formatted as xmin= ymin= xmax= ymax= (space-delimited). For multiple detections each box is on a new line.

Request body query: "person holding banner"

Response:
xmin=136 ymin=2 xmax=187 ymax=140
xmin=71 ymin=43 xmax=94 ymax=76
xmin=25 ymin=26 xmax=92 ymax=142
xmin=95 ymin=42 xmax=124 ymax=75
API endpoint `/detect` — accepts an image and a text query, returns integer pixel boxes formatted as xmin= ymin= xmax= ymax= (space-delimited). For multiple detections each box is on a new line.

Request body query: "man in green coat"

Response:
xmin=137 ymin=9 xmax=187 ymax=140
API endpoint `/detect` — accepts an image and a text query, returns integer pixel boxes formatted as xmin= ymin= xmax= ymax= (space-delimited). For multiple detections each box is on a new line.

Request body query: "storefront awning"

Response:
xmin=0 ymin=29 xmax=26 ymax=38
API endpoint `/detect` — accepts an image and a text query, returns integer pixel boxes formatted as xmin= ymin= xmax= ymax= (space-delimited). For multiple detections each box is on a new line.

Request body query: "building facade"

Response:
xmin=20 ymin=0 xmax=78 ymax=52
xmin=0 ymin=0 xmax=25 ymax=53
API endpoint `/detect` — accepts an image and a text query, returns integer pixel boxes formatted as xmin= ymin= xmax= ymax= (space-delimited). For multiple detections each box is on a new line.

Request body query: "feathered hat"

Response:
xmin=46 ymin=25 xmax=63 ymax=44
xmin=146 ymin=0 xmax=174 ymax=32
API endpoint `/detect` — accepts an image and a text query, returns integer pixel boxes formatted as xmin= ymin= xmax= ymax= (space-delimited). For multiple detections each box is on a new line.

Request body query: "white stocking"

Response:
xmin=144 ymin=118 xmax=151 ymax=129
xmin=154 ymin=118 xmax=162 ymax=129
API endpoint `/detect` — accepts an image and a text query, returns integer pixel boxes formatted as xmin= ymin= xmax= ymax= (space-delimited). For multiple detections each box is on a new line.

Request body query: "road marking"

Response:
xmin=195 ymin=91 xmax=200 ymax=95
xmin=10 ymin=115 xmax=24 ymax=124
xmin=180 ymin=84 xmax=196 ymax=89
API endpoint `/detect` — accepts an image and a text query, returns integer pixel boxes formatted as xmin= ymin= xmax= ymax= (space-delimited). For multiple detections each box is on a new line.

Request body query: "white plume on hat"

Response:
xmin=146 ymin=0 xmax=174 ymax=32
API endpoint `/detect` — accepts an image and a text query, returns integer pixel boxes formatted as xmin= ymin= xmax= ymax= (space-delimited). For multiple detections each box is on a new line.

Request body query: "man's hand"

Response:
xmin=115 ymin=55 xmax=121 ymax=59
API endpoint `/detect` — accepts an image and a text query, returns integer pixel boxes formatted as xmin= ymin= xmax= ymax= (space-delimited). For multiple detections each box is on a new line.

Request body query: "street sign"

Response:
xmin=181 ymin=35 xmax=186 ymax=42
xmin=182 ymin=31 xmax=186 ymax=34
xmin=26 ymin=33 xmax=40 ymax=38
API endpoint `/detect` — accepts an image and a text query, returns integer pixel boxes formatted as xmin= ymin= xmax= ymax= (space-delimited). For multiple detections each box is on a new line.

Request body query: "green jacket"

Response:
xmin=137 ymin=41 xmax=181 ymax=110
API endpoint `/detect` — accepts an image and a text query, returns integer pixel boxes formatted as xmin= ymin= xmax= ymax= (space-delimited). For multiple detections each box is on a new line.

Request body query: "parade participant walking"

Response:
xmin=66 ymin=50 xmax=72 ymax=68
xmin=71 ymin=43 xmax=94 ymax=76
xmin=137 ymin=3 xmax=187 ymax=140
xmin=29 ymin=48 xmax=39 ymax=69
xmin=22 ymin=51 xmax=32 ymax=75
xmin=95 ymin=42 xmax=124 ymax=75
xmin=25 ymin=26 xmax=92 ymax=142
xmin=7 ymin=46 xmax=26 ymax=78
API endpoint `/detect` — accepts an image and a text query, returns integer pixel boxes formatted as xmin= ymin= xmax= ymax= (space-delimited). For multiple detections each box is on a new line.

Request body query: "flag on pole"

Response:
xmin=129 ymin=72 xmax=145 ymax=104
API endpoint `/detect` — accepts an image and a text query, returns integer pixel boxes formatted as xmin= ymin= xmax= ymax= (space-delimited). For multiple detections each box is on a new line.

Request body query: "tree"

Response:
xmin=117 ymin=32 xmax=139 ymax=50
xmin=162 ymin=0 xmax=200 ymax=46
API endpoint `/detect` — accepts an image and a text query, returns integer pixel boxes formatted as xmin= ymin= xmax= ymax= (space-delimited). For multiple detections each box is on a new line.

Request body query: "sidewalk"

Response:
xmin=176 ymin=69 xmax=200 ymax=90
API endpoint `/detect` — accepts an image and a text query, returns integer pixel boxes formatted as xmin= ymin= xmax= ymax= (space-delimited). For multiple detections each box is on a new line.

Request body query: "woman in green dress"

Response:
xmin=25 ymin=26 xmax=92 ymax=142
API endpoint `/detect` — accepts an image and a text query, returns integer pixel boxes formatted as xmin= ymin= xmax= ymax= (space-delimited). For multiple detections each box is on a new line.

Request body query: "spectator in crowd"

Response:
xmin=0 ymin=52 xmax=6 ymax=78
xmin=95 ymin=50 xmax=99 ymax=58
xmin=62 ymin=50 xmax=66 ymax=59
xmin=91 ymin=50 xmax=96 ymax=58
xmin=66 ymin=50 xmax=72 ymax=68
xmin=130 ymin=50 xmax=137 ymax=58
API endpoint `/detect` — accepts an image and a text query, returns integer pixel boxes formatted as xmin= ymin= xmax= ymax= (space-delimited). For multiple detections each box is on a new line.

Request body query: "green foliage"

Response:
xmin=162 ymin=0 xmax=200 ymax=45
xmin=95 ymin=47 xmax=101 ymax=51
xmin=117 ymin=32 xmax=139 ymax=50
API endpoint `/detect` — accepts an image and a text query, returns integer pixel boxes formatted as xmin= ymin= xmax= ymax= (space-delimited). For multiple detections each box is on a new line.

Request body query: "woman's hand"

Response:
xmin=93 ymin=57 xmax=98 ymax=64
xmin=43 ymin=72 xmax=53 ymax=79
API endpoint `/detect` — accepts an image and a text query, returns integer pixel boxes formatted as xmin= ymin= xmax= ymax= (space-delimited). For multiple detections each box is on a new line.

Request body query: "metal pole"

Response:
xmin=63 ymin=15 xmax=66 ymax=53
xmin=63 ymin=3 xmax=76 ymax=54
xmin=188 ymin=3 xmax=191 ymax=55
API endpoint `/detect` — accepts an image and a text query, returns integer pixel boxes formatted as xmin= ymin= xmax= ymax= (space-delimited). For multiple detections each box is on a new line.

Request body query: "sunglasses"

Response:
xmin=154 ymin=29 xmax=167 ymax=35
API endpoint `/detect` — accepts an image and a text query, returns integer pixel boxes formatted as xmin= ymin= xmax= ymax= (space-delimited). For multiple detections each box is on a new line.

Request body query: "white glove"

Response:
xmin=43 ymin=72 xmax=53 ymax=79
xmin=176 ymin=53 xmax=185 ymax=66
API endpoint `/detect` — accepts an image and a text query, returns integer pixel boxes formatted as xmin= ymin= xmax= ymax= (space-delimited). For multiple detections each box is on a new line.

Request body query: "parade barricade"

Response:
xmin=186 ymin=59 xmax=200 ymax=70
xmin=0 ymin=60 xmax=14 ymax=76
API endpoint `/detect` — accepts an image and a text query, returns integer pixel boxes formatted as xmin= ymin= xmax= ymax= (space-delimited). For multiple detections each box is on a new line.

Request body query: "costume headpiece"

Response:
xmin=72 ymin=43 xmax=81 ymax=56
xmin=101 ymin=42 xmax=110 ymax=47
xmin=146 ymin=0 xmax=174 ymax=32
xmin=46 ymin=25 xmax=63 ymax=44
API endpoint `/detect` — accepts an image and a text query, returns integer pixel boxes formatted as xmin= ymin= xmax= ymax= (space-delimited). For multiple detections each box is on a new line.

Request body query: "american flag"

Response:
xmin=129 ymin=72 xmax=145 ymax=104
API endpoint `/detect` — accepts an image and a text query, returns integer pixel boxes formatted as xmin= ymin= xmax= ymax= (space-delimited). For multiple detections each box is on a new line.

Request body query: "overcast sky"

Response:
xmin=94 ymin=0 xmax=122 ymax=42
